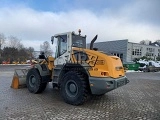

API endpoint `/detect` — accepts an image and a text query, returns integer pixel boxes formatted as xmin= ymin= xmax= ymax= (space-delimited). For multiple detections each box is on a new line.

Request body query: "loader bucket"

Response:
xmin=11 ymin=69 xmax=28 ymax=89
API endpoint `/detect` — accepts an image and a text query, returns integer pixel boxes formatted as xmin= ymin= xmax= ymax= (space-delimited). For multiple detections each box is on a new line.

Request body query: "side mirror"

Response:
xmin=51 ymin=36 xmax=54 ymax=44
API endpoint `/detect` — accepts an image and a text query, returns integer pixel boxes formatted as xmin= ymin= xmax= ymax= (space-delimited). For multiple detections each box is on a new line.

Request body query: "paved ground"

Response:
xmin=0 ymin=65 xmax=160 ymax=120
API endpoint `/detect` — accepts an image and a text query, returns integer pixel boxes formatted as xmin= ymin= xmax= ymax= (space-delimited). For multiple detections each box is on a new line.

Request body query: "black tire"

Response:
xmin=26 ymin=68 xmax=47 ymax=94
xmin=60 ymin=71 xmax=89 ymax=105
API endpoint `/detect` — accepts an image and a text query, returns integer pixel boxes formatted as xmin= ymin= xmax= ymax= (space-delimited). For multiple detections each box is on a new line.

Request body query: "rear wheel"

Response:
xmin=26 ymin=68 xmax=47 ymax=93
xmin=60 ymin=71 xmax=89 ymax=105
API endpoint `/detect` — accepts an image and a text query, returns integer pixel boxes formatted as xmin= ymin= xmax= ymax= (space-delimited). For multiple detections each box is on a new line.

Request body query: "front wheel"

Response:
xmin=26 ymin=68 xmax=47 ymax=93
xmin=60 ymin=71 xmax=89 ymax=105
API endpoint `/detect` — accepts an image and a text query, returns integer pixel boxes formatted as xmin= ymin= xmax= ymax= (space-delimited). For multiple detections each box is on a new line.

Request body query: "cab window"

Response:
xmin=59 ymin=35 xmax=67 ymax=56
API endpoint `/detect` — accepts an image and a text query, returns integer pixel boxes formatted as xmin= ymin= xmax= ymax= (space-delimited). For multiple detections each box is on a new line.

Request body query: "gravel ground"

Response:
xmin=0 ymin=65 xmax=160 ymax=120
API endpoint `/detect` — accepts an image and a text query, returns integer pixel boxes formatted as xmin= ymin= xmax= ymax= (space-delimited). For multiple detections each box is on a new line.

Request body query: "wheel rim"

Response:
xmin=29 ymin=75 xmax=36 ymax=87
xmin=65 ymin=80 xmax=78 ymax=97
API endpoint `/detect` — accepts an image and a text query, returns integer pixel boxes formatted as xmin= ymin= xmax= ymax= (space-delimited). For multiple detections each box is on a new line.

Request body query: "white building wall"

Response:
xmin=127 ymin=42 xmax=160 ymax=62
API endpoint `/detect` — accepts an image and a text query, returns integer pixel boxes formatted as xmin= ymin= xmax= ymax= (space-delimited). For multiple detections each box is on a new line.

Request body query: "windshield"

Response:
xmin=53 ymin=35 xmax=67 ymax=58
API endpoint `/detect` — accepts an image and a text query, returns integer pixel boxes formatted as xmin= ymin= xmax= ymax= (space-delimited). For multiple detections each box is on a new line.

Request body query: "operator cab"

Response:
xmin=72 ymin=32 xmax=86 ymax=48
xmin=51 ymin=30 xmax=86 ymax=65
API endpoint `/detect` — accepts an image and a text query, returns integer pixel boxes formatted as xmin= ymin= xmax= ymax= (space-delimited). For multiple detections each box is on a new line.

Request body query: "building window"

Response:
xmin=146 ymin=53 xmax=154 ymax=56
xmin=146 ymin=47 xmax=155 ymax=57
xmin=147 ymin=48 xmax=155 ymax=52
xmin=132 ymin=47 xmax=142 ymax=56
xmin=120 ymin=54 xmax=123 ymax=62
xmin=111 ymin=52 xmax=123 ymax=62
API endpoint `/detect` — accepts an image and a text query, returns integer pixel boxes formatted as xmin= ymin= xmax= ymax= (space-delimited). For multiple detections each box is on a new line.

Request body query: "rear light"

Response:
xmin=115 ymin=66 xmax=123 ymax=71
xmin=101 ymin=72 xmax=109 ymax=76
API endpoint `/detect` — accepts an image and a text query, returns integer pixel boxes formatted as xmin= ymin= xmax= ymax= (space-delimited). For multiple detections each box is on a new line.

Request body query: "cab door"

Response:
xmin=54 ymin=34 xmax=70 ymax=65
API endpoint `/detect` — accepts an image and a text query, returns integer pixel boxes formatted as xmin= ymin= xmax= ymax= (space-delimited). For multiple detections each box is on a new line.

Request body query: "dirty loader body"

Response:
xmin=12 ymin=31 xmax=129 ymax=105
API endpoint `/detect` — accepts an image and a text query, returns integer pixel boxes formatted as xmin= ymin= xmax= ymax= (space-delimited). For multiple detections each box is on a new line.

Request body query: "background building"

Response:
xmin=88 ymin=39 xmax=160 ymax=63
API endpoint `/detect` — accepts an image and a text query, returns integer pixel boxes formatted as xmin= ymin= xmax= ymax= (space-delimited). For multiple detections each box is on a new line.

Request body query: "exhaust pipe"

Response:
xmin=90 ymin=35 xmax=98 ymax=50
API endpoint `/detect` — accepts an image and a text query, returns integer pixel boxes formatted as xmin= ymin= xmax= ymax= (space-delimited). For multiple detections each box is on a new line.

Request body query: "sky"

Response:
xmin=0 ymin=0 xmax=160 ymax=50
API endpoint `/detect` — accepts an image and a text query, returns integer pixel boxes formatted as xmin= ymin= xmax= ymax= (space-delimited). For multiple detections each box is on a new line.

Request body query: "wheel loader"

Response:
xmin=13 ymin=30 xmax=129 ymax=105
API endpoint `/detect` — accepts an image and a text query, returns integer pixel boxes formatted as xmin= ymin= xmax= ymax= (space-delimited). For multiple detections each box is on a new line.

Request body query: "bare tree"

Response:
xmin=139 ymin=40 xmax=145 ymax=45
xmin=0 ymin=33 xmax=6 ymax=49
xmin=27 ymin=47 xmax=35 ymax=59
xmin=40 ymin=41 xmax=53 ymax=56
xmin=0 ymin=33 xmax=6 ymax=57
xmin=139 ymin=40 xmax=151 ymax=45
xmin=7 ymin=35 xmax=23 ymax=49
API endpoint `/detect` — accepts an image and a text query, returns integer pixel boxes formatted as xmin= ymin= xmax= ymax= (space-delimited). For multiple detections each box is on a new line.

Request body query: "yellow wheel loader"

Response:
xmin=22 ymin=30 xmax=129 ymax=105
